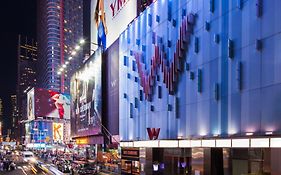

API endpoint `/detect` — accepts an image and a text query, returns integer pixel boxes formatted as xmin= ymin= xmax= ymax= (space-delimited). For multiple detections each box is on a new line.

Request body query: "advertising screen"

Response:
xmin=27 ymin=88 xmax=35 ymax=120
xmin=90 ymin=0 xmax=137 ymax=51
xmin=71 ymin=48 xmax=102 ymax=137
xmin=53 ymin=123 xmax=64 ymax=142
xmin=29 ymin=121 xmax=53 ymax=143
xmin=32 ymin=88 xmax=70 ymax=119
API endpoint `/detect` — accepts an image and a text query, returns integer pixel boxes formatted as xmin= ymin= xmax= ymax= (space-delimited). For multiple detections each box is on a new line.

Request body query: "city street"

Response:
xmin=0 ymin=153 xmax=65 ymax=175
xmin=2 ymin=163 xmax=45 ymax=175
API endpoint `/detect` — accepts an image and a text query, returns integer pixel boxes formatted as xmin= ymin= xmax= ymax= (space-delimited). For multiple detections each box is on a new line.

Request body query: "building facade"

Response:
xmin=119 ymin=0 xmax=281 ymax=174
xmin=37 ymin=0 xmax=84 ymax=93
xmin=17 ymin=35 xmax=37 ymax=143
xmin=17 ymin=35 xmax=37 ymax=121
xmin=24 ymin=87 xmax=71 ymax=148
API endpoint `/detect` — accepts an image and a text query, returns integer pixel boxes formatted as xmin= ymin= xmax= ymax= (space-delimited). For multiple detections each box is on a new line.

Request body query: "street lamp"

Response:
xmin=79 ymin=39 xmax=85 ymax=44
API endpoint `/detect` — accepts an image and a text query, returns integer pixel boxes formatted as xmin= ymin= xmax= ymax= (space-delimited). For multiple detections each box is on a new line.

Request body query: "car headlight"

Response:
xmin=30 ymin=157 xmax=37 ymax=163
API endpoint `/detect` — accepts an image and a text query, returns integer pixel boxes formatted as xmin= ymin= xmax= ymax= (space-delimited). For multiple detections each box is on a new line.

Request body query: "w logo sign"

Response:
xmin=147 ymin=128 xmax=160 ymax=140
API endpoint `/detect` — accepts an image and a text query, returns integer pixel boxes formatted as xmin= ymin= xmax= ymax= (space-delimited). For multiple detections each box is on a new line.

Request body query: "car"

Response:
xmin=34 ymin=161 xmax=49 ymax=173
xmin=22 ymin=151 xmax=36 ymax=162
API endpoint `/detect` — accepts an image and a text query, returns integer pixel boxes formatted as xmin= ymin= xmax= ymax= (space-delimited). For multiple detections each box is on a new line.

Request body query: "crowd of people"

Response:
xmin=0 ymin=153 xmax=16 ymax=172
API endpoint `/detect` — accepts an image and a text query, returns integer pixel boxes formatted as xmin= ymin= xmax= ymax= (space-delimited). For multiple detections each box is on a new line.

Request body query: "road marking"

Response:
xmin=23 ymin=165 xmax=28 ymax=170
xmin=18 ymin=166 xmax=28 ymax=175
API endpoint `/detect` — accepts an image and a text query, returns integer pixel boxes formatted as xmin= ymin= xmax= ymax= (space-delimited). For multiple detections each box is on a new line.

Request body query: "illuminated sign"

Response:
xmin=53 ymin=123 xmax=64 ymax=142
xmin=90 ymin=0 xmax=137 ymax=50
xmin=27 ymin=88 xmax=70 ymax=120
xmin=63 ymin=122 xmax=71 ymax=143
xmin=27 ymin=88 xmax=35 ymax=120
xmin=147 ymin=128 xmax=160 ymax=140
xmin=133 ymin=13 xmax=196 ymax=99
xmin=121 ymin=148 xmax=139 ymax=157
xmin=110 ymin=0 xmax=130 ymax=17
xmin=70 ymin=48 xmax=102 ymax=138
xmin=28 ymin=121 xmax=53 ymax=144
xmin=76 ymin=138 xmax=89 ymax=145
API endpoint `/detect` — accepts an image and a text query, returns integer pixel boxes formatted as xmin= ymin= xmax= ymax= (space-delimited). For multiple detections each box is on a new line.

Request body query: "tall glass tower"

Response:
xmin=17 ymin=35 xmax=37 ymax=123
xmin=37 ymin=0 xmax=85 ymax=93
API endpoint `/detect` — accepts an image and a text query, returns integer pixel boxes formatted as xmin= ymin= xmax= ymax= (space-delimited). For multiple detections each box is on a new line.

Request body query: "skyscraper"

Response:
xmin=37 ymin=0 xmax=86 ymax=93
xmin=17 ymin=35 xmax=37 ymax=120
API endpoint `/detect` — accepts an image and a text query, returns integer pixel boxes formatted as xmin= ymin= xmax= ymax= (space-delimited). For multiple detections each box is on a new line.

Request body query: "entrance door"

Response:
xmin=121 ymin=160 xmax=132 ymax=174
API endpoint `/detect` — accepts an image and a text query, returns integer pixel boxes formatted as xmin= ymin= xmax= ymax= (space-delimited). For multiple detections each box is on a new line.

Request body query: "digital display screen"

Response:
xmin=30 ymin=88 xmax=71 ymax=119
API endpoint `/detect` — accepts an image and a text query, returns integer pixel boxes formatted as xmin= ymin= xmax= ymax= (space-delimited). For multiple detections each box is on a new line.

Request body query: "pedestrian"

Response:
xmin=3 ymin=159 xmax=8 ymax=171
xmin=0 ymin=160 xmax=3 ymax=171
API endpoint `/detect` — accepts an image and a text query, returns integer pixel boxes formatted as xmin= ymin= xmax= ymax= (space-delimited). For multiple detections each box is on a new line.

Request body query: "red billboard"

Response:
xmin=27 ymin=88 xmax=70 ymax=120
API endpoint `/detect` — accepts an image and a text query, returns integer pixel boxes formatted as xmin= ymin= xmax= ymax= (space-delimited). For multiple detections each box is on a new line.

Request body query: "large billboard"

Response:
xmin=27 ymin=88 xmax=35 ymax=120
xmin=90 ymin=0 xmax=137 ymax=51
xmin=53 ymin=123 xmax=64 ymax=142
xmin=27 ymin=88 xmax=70 ymax=120
xmin=71 ymin=48 xmax=102 ymax=138
xmin=28 ymin=121 xmax=53 ymax=143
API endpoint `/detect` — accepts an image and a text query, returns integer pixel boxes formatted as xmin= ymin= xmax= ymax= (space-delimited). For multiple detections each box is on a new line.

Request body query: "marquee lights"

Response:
xmin=120 ymin=137 xmax=281 ymax=148
xmin=202 ymin=140 xmax=215 ymax=147
xmin=232 ymin=139 xmax=249 ymax=148
xmin=250 ymin=138 xmax=269 ymax=148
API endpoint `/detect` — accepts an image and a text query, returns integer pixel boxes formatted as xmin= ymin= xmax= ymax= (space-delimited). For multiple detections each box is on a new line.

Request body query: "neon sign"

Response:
xmin=133 ymin=13 xmax=196 ymax=100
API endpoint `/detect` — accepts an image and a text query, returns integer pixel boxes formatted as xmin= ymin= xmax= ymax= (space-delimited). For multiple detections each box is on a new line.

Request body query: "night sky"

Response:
xmin=0 ymin=0 xmax=36 ymax=133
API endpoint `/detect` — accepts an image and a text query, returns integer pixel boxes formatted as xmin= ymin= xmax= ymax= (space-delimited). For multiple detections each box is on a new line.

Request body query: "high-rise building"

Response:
xmin=37 ymin=0 xmax=86 ymax=94
xmin=10 ymin=95 xmax=19 ymax=140
xmin=17 ymin=35 xmax=37 ymax=122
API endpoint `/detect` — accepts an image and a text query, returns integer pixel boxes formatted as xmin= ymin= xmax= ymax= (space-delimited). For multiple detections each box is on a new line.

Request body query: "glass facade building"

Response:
xmin=119 ymin=0 xmax=281 ymax=174
xmin=37 ymin=0 xmax=84 ymax=93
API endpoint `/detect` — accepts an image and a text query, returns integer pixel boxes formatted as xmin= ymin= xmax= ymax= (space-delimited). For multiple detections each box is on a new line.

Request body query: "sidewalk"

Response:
xmin=98 ymin=166 xmax=121 ymax=175
xmin=99 ymin=171 xmax=120 ymax=175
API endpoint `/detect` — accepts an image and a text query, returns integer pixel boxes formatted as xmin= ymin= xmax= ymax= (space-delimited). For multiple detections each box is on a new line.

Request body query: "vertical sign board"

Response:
xmin=53 ymin=123 xmax=64 ymax=142
xmin=71 ymin=48 xmax=102 ymax=138
xmin=27 ymin=88 xmax=35 ymax=120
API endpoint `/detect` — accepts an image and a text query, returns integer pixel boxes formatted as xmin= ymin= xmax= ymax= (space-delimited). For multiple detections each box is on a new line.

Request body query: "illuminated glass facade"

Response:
xmin=119 ymin=0 xmax=281 ymax=174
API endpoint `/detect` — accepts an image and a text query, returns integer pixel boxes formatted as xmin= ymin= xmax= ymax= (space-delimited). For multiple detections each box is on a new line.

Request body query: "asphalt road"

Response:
xmin=0 ymin=154 xmax=64 ymax=175
xmin=0 ymin=163 xmax=46 ymax=175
